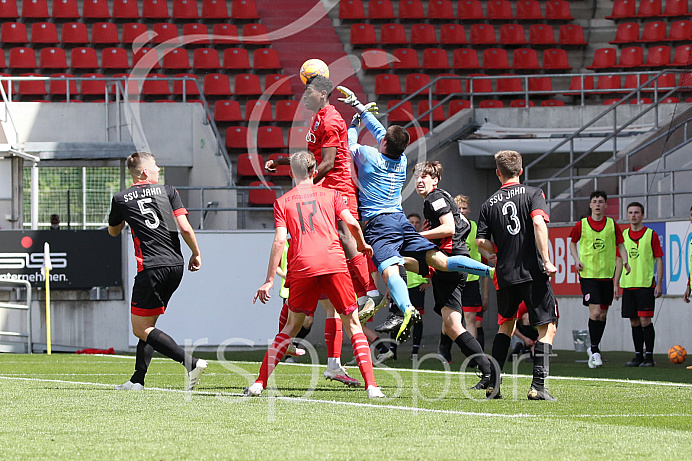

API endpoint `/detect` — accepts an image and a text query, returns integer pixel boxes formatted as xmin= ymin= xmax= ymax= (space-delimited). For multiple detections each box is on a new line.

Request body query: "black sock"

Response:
xmin=146 ymin=328 xmax=197 ymax=372
xmin=632 ymin=325 xmax=644 ymax=355
xmin=490 ymin=333 xmax=512 ymax=386
xmin=130 ymin=339 xmax=154 ymax=385
xmin=454 ymin=331 xmax=491 ymax=375
xmin=412 ymin=321 xmax=423 ymax=354
xmin=374 ymin=337 xmax=390 ymax=355
xmin=643 ymin=324 xmax=655 ymax=354
xmin=476 ymin=327 xmax=485 ymax=351
xmin=588 ymin=319 xmax=606 ymax=353
xmin=531 ymin=341 xmax=552 ymax=391
xmin=438 ymin=333 xmax=453 ymax=358
xmin=293 ymin=325 xmax=312 ymax=346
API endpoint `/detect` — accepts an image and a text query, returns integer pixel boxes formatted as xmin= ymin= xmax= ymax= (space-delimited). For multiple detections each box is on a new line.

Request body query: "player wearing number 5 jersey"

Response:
xmin=108 ymin=151 xmax=207 ymax=392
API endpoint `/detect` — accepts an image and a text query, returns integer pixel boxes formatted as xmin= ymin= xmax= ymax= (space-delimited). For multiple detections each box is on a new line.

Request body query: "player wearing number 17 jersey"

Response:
xmin=476 ymin=150 xmax=558 ymax=400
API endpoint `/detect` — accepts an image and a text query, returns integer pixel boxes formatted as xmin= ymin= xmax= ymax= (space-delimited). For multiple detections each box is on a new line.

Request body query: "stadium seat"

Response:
xmin=545 ymin=0 xmax=573 ymax=20
xmin=223 ymin=48 xmax=251 ymax=70
xmin=369 ymin=0 xmax=395 ymax=20
xmin=510 ymin=100 xmax=534 ymax=107
xmin=234 ymin=73 xmax=262 ymax=95
xmin=267 ymin=153 xmax=291 ymax=177
xmin=71 ymin=47 xmax=99 ymax=69
xmin=543 ymin=48 xmax=571 ymax=70
xmin=91 ymin=22 xmax=119 ymax=45
xmin=606 ymin=0 xmax=636 ymax=19
xmin=496 ymin=74 xmax=523 ymax=93
xmin=162 ymin=49 xmax=189 ymax=70
xmin=457 ymin=0 xmax=484 ymax=21
xmin=243 ymin=23 xmax=270 ymax=45
xmin=449 ymin=99 xmax=471 ymax=115
xmin=529 ymin=25 xmax=555 ymax=45
xmin=140 ymin=73 xmax=170 ymax=96
xmin=61 ymin=22 xmax=88 ymax=45
xmin=202 ymin=0 xmax=228 ymax=18
xmin=232 ymin=0 xmax=259 ymax=19
xmin=440 ymin=24 xmax=467 ymax=45
xmin=630 ymin=97 xmax=653 ymax=104
xmin=22 ymin=0 xmax=49 ymax=18
xmin=399 ymin=0 xmax=424 ymax=20
xmin=622 ymin=73 xmax=648 ymax=91
xmin=596 ymin=75 xmax=622 ymax=93
xmin=380 ymin=23 xmax=407 ymax=45
xmin=500 ymin=24 xmax=527 ymax=45
xmin=391 ymin=48 xmax=419 ymax=69
xmin=418 ymin=100 xmax=446 ymax=121
xmin=212 ymin=24 xmax=239 ymax=45
xmin=122 ymin=23 xmax=149 ymax=45
xmin=410 ymin=24 xmax=438 ymax=45
xmin=214 ymin=100 xmax=243 ymax=122
xmin=245 ymin=99 xmax=274 ymax=122
xmin=237 ymin=153 xmax=263 ymax=178
xmin=643 ymin=72 xmax=675 ymax=91
xmin=9 ymin=47 xmax=36 ymax=69
xmin=109 ymin=73 xmax=138 ymax=95
xmin=406 ymin=73 xmax=431 ymax=95
xmin=226 ymin=126 xmax=249 ymax=149
xmin=587 ymin=48 xmax=618 ymax=69
xmin=617 ymin=46 xmax=644 ymax=67
xmin=660 ymin=96 xmax=680 ymax=103
xmin=48 ymin=73 xmax=77 ymax=97
xmin=203 ymin=73 xmax=231 ymax=96
xmin=183 ymin=23 xmax=210 ymax=45
xmin=487 ymin=0 xmax=513 ymax=20
xmin=142 ymin=0 xmax=169 ymax=19
xmin=479 ymin=100 xmax=504 ymax=108
xmin=516 ymin=0 xmax=543 ymax=20
xmin=422 ymin=48 xmax=449 ymax=70
xmin=434 ymin=74 xmax=463 ymax=95
xmin=406 ymin=126 xmax=429 ymax=143
xmin=350 ymin=23 xmax=378 ymax=46
xmin=681 ymin=73 xmax=692 ymax=90
xmin=483 ymin=48 xmax=510 ymax=70
xmin=253 ymin=48 xmax=281 ymax=70
xmin=192 ymin=48 xmax=220 ymax=70
xmin=112 ymin=0 xmax=139 ymax=18
xmin=339 ymin=0 xmax=365 ymax=20
xmin=428 ymin=0 xmax=454 ymax=19
xmin=602 ymin=99 xmax=620 ymax=105
xmin=639 ymin=21 xmax=667 ymax=42
xmin=275 ymin=100 xmax=305 ymax=122
xmin=80 ymin=72 xmax=105 ymax=97
xmin=452 ymin=48 xmax=481 ymax=70
xmin=610 ymin=22 xmax=639 ymax=44
xmin=2 ymin=22 xmax=26 ymax=44
xmin=31 ymin=22 xmax=58 ymax=44
xmin=16 ymin=73 xmax=46 ymax=97
xmin=541 ymin=99 xmax=564 ymax=106
xmin=559 ymin=24 xmax=587 ymax=46
xmin=387 ymin=100 xmax=414 ymax=122
xmin=82 ymin=0 xmax=109 ymax=19
xmin=565 ymin=75 xmax=594 ymax=95
xmin=133 ymin=47 xmax=160 ymax=69
xmin=670 ymin=44 xmax=692 ymax=66
xmin=100 ymin=47 xmax=129 ymax=69
xmin=637 ymin=0 xmax=661 ymax=17
xmin=257 ymin=126 xmax=285 ymax=149
xmin=53 ymin=0 xmax=79 ymax=19
xmin=470 ymin=24 xmax=497 ymax=45
xmin=528 ymin=76 xmax=553 ymax=95
xmin=668 ymin=20 xmax=692 ymax=42
xmin=374 ymin=74 xmax=401 ymax=95
xmin=645 ymin=45 xmax=671 ymax=66
xmin=152 ymin=23 xmax=179 ymax=44
xmin=248 ymin=181 xmax=277 ymax=206
xmin=662 ymin=0 xmax=688 ymax=16
xmin=0 ymin=0 xmax=18 ymax=18
xmin=513 ymin=48 xmax=540 ymax=70
xmin=362 ymin=48 xmax=391 ymax=70
xmin=466 ymin=74 xmax=492 ymax=93
xmin=288 ymin=126 xmax=308 ymax=150
xmin=172 ymin=73 xmax=199 ymax=97
xmin=172 ymin=0 xmax=199 ymax=19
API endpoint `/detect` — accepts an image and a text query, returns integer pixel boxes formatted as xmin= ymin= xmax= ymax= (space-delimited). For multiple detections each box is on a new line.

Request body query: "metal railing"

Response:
xmin=0 ymin=279 xmax=33 ymax=354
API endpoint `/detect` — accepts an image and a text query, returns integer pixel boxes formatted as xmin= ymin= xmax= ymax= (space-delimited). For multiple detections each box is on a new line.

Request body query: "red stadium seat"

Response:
xmin=617 ymin=46 xmax=644 ymax=67
xmin=48 ymin=73 xmax=77 ymax=97
xmin=0 ymin=0 xmax=18 ymax=18
xmin=82 ymin=0 xmax=109 ymax=19
xmin=610 ymin=22 xmax=639 ymax=44
xmin=31 ymin=22 xmax=58 ymax=44
xmin=565 ymin=75 xmax=594 ymax=95
xmin=545 ymin=0 xmax=573 ymax=20
xmin=141 ymin=73 xmax=170 ymax=96
xmin=172 ymin=0 xmax=199 ymax=19
xmin=587 ymin=48 xmax=618 ymax=69
xmin=22 ymin=0 xmax=49 ymax=18
xmin=543 ymin=48 xmax=571 ymax=70
xmin=410 ymin=24 xmax=438 ymax=45
xmin=257 ymin=127 xmax=285 ymax=149
xmin=101 ymin=47 xmax=129 ymax=69
xmin=253 ymin=48 xmax=282 ymax=70
xmin=479 ymin=100 xmax=504 ymax=108
xmin=623 ymin=73 xmax=648 ymax=91
xmin=248 ymin=181 xmax=277 ymax=207
xmin=202 ymin=0 xmax=228 ymax=18
xmin=112 ymin=0 xmax=139 ymax=18
xmin=237 ymin=153 xmax=263 ymax=178
xmin=223 ymin=48 xmax=251 ymax=70
xmin=428 ymin=0 xmax=454 ymax=19
xmin=2 ymin=22 xmax=27 ymax=44
xmin=162 ymin=48 xmax=189 ymax=70
xmin=214 ymin=100 xmax=243 ymax=123
xmin=234 ymin=73 xmax=262 ymax=95
xmin=681 ymin=73 xmax=692 ymax=90
xmin=387 ymin=100 xmax=414 ymax=122
xmin=596 ymin=75 xmax=622 ymax=93
xmin=528 ymin=76 xmax=553 ymax=95
xmin=133 ymin=47 xmax=160 ymax=69
xmin=203 ymin=73 xmax=231 ymax=96
xmin=152 ymin=23 xmax=179 ymax=44
xmin=603 ymin=99 xmax=620 ymax=105
xmin=212 ymin=24 xmax=239 ymax=45
xmin=339 ymin=0 xmax=365 ymax=20
xmin=232 ymin=0 xmax=259 ymax=19
xmin=500 ymin=24 xmax=527 ymax=45
xmin=362 ymin=48 xmax=391 ymax=70
xmin=407 ymin=126 xmax=429 ymax=143
xmin=645 ymin=45 xmax=671 ymax=66
xmin=541 ymin=99 xmax=564 ymax=106
xmin=487 ymin=0 xmax=513 ymax=20
xmin=470 ymin=24 xmax=497 ymax=45
xmin=9 ymin=47 xmax=36 ymax=69
xmin=243 ymin=23 xmax=270 ymax=45
xmin=369 ymin=0 xmax=395 ymax=20
xmin=71 ymin=47 xmax=98 ymax=69
xmin=449 ymin=99 xmax=471 ymax=115
xmin=452 ymin=48 xmax=481 ymax=70
xmin=458 ymin=0 xmax=484 ymax=20
xmin=510 ymin=100 xmax=534 ymax=107
xmin=660 ymin=96 xmax=680 ymax=103
xmin=529 ymin=24 xmax=555 ymax=45
xmin=434 ymin=74 xmax=463 ymax=95
xmin=380 ymin=23 xmax=407 ymax=45
xmin=516 ymin=0 xmax=543 ymax=20
xmin=662 ymin=0 xmax=688 ymax=16
xmin=172 ymin=73 xmax=199 ymax=96
xmin=496 ymin=74 xmax=523 ymax=93
xmin=61 ymin=22 xmax=88 ymax=45
xmin=630 ymin=97 xmax=653 ymax=104
xmin=668 ymin=20 xmax=692 ymax=42
xmin=92 ymin=22 xmax=119 ymax=45
xmin=122 ymin=23 xmax=149 ymax=45
xmin=142 ymin=0 xmax=169 ymax=19
xmin=559 ymin=24 xmax=587 ymax=45
xmin=422 ymin=48 xmax=449 ymax=70
xmin=399 ymin=0 xmax=424 ymax=20
xmin=466 ymin=74 xmax=492 ymax=93
xmin=637 ymin=0 xmax=661 ymax=17
xmin=643 ymin=72 xmax=675 ymax=91
xmin=17 ymin=73 xmax=46 ymax=97
xmin=192 ymin=48 xmax=220 ymax=70
xmin=226 ymin=126 xmax=250 ymax=149
xmin=639 ymin=21 xmax=667 ymax=42
xmin=418 ymin=100 xmax=446 ymax=121
xmin=53 ymin=0 xmax=79 ymax=19
xmin=350 ymin=23 xmax=378 ymax=46
xmin=245 ymin=99 xmax=273 ymax=122
xmin=80 ymin=72 xmax=105 ymax=97
xmin=391 ymin=48 xmax=419 ymax=69
xmin=405 ymin=73 xmax=431 ymax=95
xmin=671 ymin=44 xmax=692 ymax=66
xmin=288 ymin=126 xmax=308 ymax=150
xmin=606 ymin=0 xmax=636 ymax=19
xmin=374 ymin=74 xmax=401 ymax=95
xmin=275 ymin=100 xmax=305 ymax=122
xmin=440 ymin=24 xmax=466 ymax=45
xmin=513 ymin=48 xmax=540 ymax=70
xmin=267 ymin=153 xmax=291 ymax=177
xmin=183 ymin=23 xmax=210 ymax=45
xmin=483 ymin=48 xmax=510 ymax=70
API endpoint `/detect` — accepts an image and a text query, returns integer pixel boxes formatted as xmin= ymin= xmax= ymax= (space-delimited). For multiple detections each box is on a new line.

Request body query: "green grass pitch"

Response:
xmin=1 ymin=351 xmax=691 ymax=460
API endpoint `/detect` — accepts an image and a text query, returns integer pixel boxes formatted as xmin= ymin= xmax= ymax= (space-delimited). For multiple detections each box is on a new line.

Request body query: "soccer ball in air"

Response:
xmin=668 ymin=345 xmax=687 ymax=364
xmin=300 ymin=59 xmax=330 ymax=84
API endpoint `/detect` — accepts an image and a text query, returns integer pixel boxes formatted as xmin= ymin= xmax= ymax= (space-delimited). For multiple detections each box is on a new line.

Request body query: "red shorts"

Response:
xmin=287 ymin=272 xmax=358 ymax=316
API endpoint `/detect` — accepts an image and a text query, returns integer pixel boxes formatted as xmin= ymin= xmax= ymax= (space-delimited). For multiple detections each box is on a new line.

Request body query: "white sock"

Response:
xmin=327 ymin=357 xmax=341 ymax=369
xmin=367 ymin=290 xmax=380 ymax=298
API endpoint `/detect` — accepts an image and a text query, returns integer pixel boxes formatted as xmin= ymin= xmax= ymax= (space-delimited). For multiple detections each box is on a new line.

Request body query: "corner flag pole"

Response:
xmin=43 ymin=242 xmax=52 ymax=355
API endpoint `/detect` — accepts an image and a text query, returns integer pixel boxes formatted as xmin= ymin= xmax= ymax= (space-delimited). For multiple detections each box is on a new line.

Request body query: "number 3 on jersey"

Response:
xmin=137 ymin=198 xmax=160 ymax=229
xmin=502 ymin=201 xmax=521 ymax=235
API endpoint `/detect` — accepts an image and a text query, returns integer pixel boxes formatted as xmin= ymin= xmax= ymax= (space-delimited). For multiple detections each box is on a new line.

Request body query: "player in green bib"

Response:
xmin=569 ymin=191 xmax=630 ymax=369
xmin=614 ymin=202 xmax=663 ymax=367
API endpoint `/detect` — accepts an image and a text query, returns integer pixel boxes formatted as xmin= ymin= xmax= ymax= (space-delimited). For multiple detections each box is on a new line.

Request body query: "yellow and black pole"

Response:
xmin=43 ymin=242 xmax=52 ymax=355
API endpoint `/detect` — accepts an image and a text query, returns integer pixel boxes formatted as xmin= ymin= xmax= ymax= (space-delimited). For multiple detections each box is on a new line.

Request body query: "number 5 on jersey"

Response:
xmin=138 ymin=198 xmax=161 ymax=229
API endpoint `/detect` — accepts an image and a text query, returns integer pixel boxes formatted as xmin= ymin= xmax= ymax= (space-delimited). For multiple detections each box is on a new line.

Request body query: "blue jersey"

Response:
xmin=348 ymin=112 xmax=406 ymax=221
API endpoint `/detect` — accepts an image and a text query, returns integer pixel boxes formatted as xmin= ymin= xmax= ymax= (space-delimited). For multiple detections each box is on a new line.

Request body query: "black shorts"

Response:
xmin=621 ymin=287 xmax=655 ymax=318
xmin=408 ymin=285 xmax=426 ymax=314
xmin=496 ymin=275 xmax=557 ymax=327
xmin=580 ymin=278 xmax=614 ymax=307
xmin=131 ymin=265 xmax=184 ymax=317
xmin=461 ymin=280 xmax=482 ymax=313
xmin=432 ymin=270 xmax=466 ymax=316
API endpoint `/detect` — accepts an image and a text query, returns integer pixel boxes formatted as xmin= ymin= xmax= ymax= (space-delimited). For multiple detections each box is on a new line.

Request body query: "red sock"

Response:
xmin=348 ymin=263 xmax=367 ymax=298
xmin=367 ymin=256 xmax=377 ymax=275
xmin=348 ymin=253 xmax=377 ymax=293
xmin=325 ymin=318 xmax=342 ymax=359
xmin=278 ymin=301 xmax=289 ymax=332
xmin=351 ymin=332 xmax=376 ymax=388
xmin=256 ymin=332 xmax=291 ymax=387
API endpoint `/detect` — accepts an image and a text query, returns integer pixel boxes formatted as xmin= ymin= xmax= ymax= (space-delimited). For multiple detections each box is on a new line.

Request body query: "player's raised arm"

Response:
xmin=255 ymin=226 xmax=288 ymax=304
xmin=176 ymin=214 xmax=202 ymax=272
